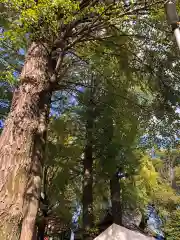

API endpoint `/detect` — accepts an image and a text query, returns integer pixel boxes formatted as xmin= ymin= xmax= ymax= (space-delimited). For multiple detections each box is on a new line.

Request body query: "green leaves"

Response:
xmin=1 ymin=0 xmax=179 ymax=235
xmin=163 ymin=209 xmax=180 ymax=240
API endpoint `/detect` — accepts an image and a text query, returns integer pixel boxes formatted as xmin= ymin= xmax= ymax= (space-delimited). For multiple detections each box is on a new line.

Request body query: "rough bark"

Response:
xmin=110 ymin=172 xmax=122 ymax=226
xmin=82 ymin=98 xmax=94 ymax=240
xmin=20 ymin=92 xmax=51 ymax=240
xmin=0 ymin=42 xmax=52 ymax=240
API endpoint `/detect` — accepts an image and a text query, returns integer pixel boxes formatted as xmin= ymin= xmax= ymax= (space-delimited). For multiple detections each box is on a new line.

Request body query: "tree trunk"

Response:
xmin=32 ymin=225 xmax=38 ymax=240
xmin=36 ymin=166 xmax=49 ymax=240
xmin=110 ymin=172 xmax=122 ymax=225
xmin=20 ymin=92 xmax=51 ymax=240
xmin=37 ymin=217 xmax=47 ymax=240
xmin=0 ymin=42 xmax=52 ymax=240
xmin=139 ymin=213 xmax=148 ymax=231
xmin=82 ymin=99 xmax=94 ymax=239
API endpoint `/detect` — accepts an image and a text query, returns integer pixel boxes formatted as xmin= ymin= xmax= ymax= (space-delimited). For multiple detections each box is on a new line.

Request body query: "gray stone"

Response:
xmin=94 ymin=224 xmax=155 ymax=240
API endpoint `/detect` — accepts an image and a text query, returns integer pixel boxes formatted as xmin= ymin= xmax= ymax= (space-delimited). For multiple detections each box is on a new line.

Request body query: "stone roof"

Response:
xmin=94 ymin=224 xmax=155 ymax=240
xmin=97 ymin=208 xmax=155 ymax=238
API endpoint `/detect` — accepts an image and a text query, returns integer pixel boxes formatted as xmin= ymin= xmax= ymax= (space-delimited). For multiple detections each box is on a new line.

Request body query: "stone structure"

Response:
xmin=94 ymin=224 xmax=155 ymax=240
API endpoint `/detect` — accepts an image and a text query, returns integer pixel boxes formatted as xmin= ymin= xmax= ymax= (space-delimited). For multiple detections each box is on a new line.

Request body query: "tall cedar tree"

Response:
xmin=0 ymin=42 xmax=52 ymax=239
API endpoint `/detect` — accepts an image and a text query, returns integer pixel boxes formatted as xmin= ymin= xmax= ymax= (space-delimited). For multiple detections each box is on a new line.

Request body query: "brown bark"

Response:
xmin=20 ymin=92 xmax=51 ymax=240
xmin=82 ymin=99 xmax=94 ymax=240
xmin=110 ymin=172 xmax=122 ymax=226
xmin=0 ymin=42 xmax=52 ymax=240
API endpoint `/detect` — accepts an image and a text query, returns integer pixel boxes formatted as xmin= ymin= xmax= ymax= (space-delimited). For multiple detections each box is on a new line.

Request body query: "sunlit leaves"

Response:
xmin=163 ymin=209 xmax=180 ymax=240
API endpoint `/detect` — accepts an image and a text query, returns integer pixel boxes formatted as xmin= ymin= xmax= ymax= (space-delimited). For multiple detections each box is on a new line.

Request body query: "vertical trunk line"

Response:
xmin=83 ymin=115 xmax=94 ymax=235
xmin=20 ymin=92 xmax=51 ymax=240
xmin=36 ymin=166 xmax=49 ymax=240
xmin=37 ymin=217 xmax=47 ymax=240
xmin=110 ymin=172 xmax=122 ymax=226
xmin=82 ymin=87 xmax=95 ymax=239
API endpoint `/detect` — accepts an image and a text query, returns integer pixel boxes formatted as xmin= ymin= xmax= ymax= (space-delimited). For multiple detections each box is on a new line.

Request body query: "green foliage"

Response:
xmin=1 ymin=0 xmax=180 ymax=237
xmin=0 ymin=37 xmax=22 ymax=120
xmin=163 ymin=209 xmax=180 ymax=240
xmin=44 ymin=49 xmax=179 ymax=233
xmin=0 ymin=0 xmax=112 ymax=45
xmin=42 ymin=111 xmax=83 ymax=223
xmin=1 ymin=0 xmax=78 ymax=46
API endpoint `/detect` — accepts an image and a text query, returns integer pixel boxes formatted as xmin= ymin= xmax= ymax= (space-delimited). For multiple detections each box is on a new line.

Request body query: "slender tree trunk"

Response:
xmin=37 ymin=167 xmax=49 ymax=240
xmin=37 ymin=217 xmax=47 ymax=240
xmin=32 ymin=225 xmax=38 ymax=240
xmin=0 ymin=42 xmax=52 ymax=240
xmin=110 ymin=172 xmax=122 ymax=225
xmin=82 ymin=99 xmax=94 ymax=239
xmin=139 ymin=213 xmax=148 ymax=231
xmin=169 ymin=156 xmax=177 ymax=190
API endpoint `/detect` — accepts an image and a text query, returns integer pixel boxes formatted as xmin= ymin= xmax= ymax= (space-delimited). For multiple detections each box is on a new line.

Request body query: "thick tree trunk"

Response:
xmin=110 ymin=172 xmax=122 ymax=226
xmin=82 ymin=99 xmax=94 ymax=239
xmin=0 ymin=42 xmax=52 ymax=240
xmin=20 ymin=92 xmax=51 ymax=240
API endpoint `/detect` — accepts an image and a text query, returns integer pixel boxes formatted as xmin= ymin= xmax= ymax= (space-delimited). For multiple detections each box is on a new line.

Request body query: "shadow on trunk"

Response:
xmin=110 ymin=170 xmax=122 ymax=226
